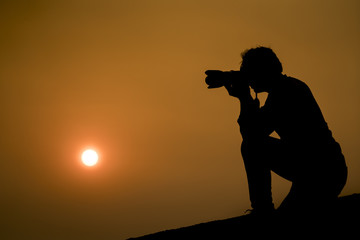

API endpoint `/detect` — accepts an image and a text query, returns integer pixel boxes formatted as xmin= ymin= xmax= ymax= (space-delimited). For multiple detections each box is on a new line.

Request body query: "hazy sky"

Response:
xmin=1 ymin=0 xmax=359 ymax=239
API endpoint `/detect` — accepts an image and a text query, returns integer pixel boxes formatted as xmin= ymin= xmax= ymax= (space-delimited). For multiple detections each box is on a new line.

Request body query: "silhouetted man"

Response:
xmin=205 ymin=47 xmax=347 ymax=216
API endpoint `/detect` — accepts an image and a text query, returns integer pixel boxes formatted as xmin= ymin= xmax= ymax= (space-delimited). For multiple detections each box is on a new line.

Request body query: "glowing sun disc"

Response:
xmin=81 ymin=149 xmax=99 ymax=166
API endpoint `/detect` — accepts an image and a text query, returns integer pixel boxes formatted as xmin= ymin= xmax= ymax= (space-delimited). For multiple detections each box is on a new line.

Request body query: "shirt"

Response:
xmin=238 ymin=75 xmax=336 ymax=148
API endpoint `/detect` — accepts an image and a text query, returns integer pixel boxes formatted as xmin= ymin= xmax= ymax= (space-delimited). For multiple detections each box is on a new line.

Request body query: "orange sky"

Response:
xmin=1 ymin=0 xmax=359 ymax=239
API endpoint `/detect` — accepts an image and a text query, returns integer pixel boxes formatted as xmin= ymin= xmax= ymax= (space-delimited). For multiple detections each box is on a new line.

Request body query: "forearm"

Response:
xmin=238 ymin=97 xmax=272 ymax=140
xmin=239 ymin=93 xmax=255 ymax=113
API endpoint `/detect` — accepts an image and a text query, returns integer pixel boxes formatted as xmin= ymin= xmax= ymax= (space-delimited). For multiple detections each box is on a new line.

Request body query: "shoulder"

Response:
xmin=283 ymin=75 xmax=307 ymax=86
xmin=280 ymin=75 xmax=311 ymax=93
xmin=269 ymin=75 xmax=314 ymax=104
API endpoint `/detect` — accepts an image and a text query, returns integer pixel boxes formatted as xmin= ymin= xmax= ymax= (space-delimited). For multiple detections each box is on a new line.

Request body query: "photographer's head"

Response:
xmin=240 ymin=47 xmax=283 ymax=93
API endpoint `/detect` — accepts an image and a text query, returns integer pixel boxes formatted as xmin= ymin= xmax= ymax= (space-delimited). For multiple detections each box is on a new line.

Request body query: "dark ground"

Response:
xmin=128 ymin=194 xmax=360 ymax=239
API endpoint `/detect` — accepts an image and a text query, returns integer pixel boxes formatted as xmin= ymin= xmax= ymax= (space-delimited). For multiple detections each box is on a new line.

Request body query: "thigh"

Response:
xmin=259 ymin=137 xmax=300 ymax=182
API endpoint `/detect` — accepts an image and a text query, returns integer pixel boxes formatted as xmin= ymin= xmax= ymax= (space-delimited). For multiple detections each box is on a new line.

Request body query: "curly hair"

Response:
xmin=240 ymin=46 xmax=283 ymax=76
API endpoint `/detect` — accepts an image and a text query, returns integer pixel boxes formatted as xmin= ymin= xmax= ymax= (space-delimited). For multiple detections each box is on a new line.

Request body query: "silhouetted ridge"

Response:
xmin=128 ymin=194 xmax=360 ymax=239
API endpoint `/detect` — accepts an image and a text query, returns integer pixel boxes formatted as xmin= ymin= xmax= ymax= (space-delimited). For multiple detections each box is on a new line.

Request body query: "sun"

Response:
xmin=81 ymin=149 xmax=99 ymax=167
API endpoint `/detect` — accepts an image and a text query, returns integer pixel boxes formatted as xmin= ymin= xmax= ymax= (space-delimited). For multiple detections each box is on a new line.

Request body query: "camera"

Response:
xmin=205 ymin=70 xmax=244 ymax=89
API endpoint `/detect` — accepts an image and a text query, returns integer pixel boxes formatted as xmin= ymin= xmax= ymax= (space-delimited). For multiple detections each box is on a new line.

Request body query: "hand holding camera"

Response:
xmin=205 ymin=70 xmax=251 ymax=99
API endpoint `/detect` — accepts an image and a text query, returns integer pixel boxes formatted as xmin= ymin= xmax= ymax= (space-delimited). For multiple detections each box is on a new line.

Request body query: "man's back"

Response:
xmin=261 ymin=75 xmax=335 ymax=146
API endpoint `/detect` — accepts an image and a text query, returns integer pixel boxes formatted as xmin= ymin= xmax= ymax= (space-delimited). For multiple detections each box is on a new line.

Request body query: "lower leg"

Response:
xmin=241 ymin=140 xmax=274 ymax=212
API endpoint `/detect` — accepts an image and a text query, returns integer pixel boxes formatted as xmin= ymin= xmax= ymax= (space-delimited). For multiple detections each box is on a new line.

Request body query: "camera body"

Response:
xmin=205 ymin=70 xmax=244 ymax=89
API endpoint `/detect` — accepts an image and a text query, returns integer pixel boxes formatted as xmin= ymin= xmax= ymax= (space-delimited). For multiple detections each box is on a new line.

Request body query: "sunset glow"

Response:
xmin=1 ymin=1 xmax=359 ymax=239
xmin=81 ymin=149 xmax=99 ymax=167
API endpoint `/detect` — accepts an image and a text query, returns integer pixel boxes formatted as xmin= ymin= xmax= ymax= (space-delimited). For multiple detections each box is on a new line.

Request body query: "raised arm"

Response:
xmin=225 ymin=83 xmax=274 ymax=140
